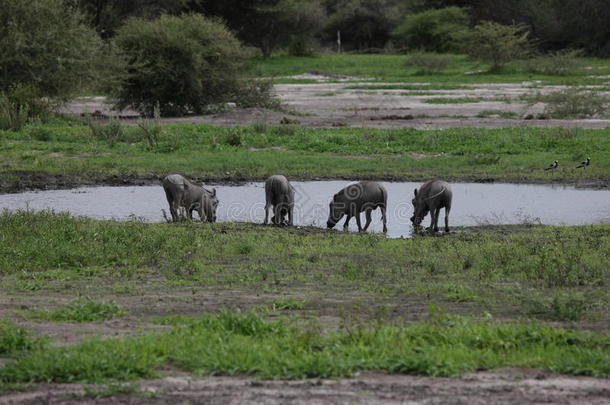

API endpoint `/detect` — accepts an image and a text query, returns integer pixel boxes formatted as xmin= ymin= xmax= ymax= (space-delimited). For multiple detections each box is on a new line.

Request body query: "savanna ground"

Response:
xmin=1 ymin=54 xmax=609 ymax=403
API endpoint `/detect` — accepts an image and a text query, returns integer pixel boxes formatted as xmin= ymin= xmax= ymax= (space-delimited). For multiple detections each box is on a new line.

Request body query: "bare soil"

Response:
xmin=62 ymin=76 xmax=610 ymax=129
xmin=2 ymin=369 xmax=609 ymax=404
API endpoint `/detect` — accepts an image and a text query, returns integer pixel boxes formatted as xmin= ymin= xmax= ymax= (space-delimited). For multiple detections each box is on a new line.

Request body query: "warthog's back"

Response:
xmin=338 ymin=181 xmax=387 ymax=209
xmin=265 ymin=175 xmax=294 ymax=206
xmin=419 ymin=180 xmax=452 ymax=208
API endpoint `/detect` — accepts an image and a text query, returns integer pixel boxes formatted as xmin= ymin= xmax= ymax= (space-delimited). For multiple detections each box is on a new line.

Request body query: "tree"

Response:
xmin=189 ymin=0 xmax=325 ymax=57
xmin=0 ymin=0 xmax=117 ymax=98
xmin=69 ymin=0 xmax=190 ymax=38
xmin=324 ymin=0 xmax=402 ymax=51
xmin=113 ymin=14 xmax=248 ymax=116
xmin=467 ymin=21 xmax=532 ymax=71
xmin=393 ymin=7 xmax=470 ymax=52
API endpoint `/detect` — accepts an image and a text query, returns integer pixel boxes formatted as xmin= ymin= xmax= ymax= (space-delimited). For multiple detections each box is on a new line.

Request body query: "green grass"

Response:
xmin=0 ymin=310 xmax=608 ymax=384
xmin=248 ymin=53 xmax=610 ymax=85
xmin=0 ymin=320 xmax=48 ymax=357
xmin=2 ymin=121 xmax=610 ymax=189
xmin=25 ymin=298 xmax=126 ymax=323
xmin=0 ymin=211 xmax=608 ymax=322
xmin=423 ymin=97 xmax=487 ymax=104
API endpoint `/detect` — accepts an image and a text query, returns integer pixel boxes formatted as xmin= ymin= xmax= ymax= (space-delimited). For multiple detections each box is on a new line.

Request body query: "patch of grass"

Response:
xmin=249 ymin=53 xmax=610 ymax=85
xmin=2 ymin=123 xmax=610 ymax=187
xmin=1 ymin=211 xmax=608 ymax=323
xmin=266 ymin=298 xmax=307 ymax=310
xmin=25 ymin=298 xmax=126 ymax=323
xmin=526 ymin=292 xmax=594 ymax=322
xmin=0 ymin=320 xmax=48 ymax=357
xmin=423 ymin=97 xmax=486 ymax=104
xmin=476 ymin=110 xmax=519 ymax=118
xmin=0 ymin=310 xmax=608 ymax=384
xmin=527 ymin=87 xmax=610 ymax=119
xmin=313 ymin=92 xmax=337 ymax=97
xmin=345 ymin=84 xmax=469 ymax=91
xmin=73 ymin=383 xmax=141 ymax=400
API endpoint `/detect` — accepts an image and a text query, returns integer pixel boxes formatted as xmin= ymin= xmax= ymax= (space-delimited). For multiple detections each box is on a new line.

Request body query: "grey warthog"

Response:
xmin=410 ymin=179 xmax=452 ymax=233
xmin=327 ymin=181 xmax=388 ymax=233
xmin=162 ymin=174 xmax=218 ymax=222
xmin=264 ymin=175 xmax=295 ymax=226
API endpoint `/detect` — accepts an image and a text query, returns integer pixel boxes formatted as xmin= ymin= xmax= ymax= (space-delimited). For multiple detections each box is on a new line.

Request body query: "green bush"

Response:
xmin=527 ymin=87 xmax=609 ymax=119
xmin=0 ymin=0 xmax=119 ymax=99
xmin=467 ymin=21 xmax=533 ymax=71
xmin=113 ymin=14 xmax=249 ymax=117
xmin=393 ymin=7 xmax=470 ymax=53
xmin=521 ymin=49 xmax=585 ymax=76
xmin=0 ymin=84 xmax=52 ymax=131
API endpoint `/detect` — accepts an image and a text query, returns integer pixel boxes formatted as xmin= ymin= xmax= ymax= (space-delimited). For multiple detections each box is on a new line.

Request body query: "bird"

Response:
xmin=544 ymin=160 xmax=558 ymax=171
xmin=576 ymin=157 xmax=590 ymax=168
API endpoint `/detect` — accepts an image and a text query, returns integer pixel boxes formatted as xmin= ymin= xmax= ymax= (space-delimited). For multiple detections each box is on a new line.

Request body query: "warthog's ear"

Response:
xmin=414 ymin=188 xmax=418 ymax=197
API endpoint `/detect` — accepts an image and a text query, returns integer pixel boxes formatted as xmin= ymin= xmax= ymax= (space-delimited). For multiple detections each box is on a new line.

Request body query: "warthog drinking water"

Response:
xmin=162 ymin=174 xmax=218 ymax=222
xmin=327 ymin=181 xmax=388 ymax=233
xmin=410 ymin=179 xmax=452 ymax=233
xmin=264 ymin=175 xmax=295 ymax=226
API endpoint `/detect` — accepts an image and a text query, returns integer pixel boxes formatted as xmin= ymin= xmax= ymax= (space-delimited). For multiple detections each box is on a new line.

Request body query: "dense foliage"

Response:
xmin=113 ymin=14 xmax=247 ymax=116
xmin=0 ymin=0 xmax=117 ymax=98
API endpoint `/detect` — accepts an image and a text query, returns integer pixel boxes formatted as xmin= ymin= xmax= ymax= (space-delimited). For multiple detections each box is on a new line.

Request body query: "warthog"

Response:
xmin=162 ymin=174 xmax=218 ymax=222
xmin=264 ymin=175 xmax=295 ymax=226
xmin=410 ymin=179 xmax=452 ymax=233
xmin=327 ymin=181 xmax=388 ymax=233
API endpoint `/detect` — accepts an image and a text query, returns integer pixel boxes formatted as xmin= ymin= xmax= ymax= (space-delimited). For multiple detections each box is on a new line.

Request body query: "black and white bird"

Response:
xmin=545 ymin=160 xmax=558 ymax=171
xmin=576 ymin=157 xmax=590 ymax=169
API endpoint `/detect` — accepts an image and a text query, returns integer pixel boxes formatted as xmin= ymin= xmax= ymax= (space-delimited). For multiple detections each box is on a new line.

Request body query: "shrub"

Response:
xmin=393 ymin=7 xmax=470 ymax=53
xmin=467 ymin=21 xmax=533 ymax=71
xmin=521 ymin=49 xmax=585 ymax=76
xmin=404 ymin=52 xmax=455 ymax=74
xmin=0 ymin=84 xmax=53 ymax=131
xmin=527 ymin=87 xmax=609 ymax=119
xmin=0 ymin=0 xmax=119 ymax=99
xmin=87 ymin=116 xmax=125 ymax=145
xmin=113 ymin=14 xmax=248 ymax=117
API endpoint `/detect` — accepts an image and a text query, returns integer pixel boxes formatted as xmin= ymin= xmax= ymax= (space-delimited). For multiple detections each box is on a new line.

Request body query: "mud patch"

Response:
xmin=2 ymin=370 xmax=609 ymax=404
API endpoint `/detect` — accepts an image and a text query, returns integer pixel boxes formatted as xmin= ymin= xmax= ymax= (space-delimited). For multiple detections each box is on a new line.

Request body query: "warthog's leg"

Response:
xmin=381 ymin=205 xmax=387 ymax=233
xmin=288 ymin=206 xmax=294 ymax=226
xmin=164 ymin=188 xmax=178 ymax=222
xmin=444 ymin=206 xmax=451 ymax=233
xmin=363 ymin=208 xmax=373 ymax=231
xmin=343 ymin=214 xmax=351 ymax=231
xmin=355 ymin=212 xmax=363 ymax=232
xmin=432 ymin=208 xmax=441 ymax=232
xmin=264 ymin=203 xmax=270 ymax=224
xmin=274 ymin=204 xmax=283 ymax=225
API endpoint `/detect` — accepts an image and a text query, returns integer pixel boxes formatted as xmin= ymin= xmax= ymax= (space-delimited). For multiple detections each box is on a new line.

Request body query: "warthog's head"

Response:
xmin=327 ymin=197 xmax=345 ymax=229
xmin=410 ymin=188 xmax=428 ymax=227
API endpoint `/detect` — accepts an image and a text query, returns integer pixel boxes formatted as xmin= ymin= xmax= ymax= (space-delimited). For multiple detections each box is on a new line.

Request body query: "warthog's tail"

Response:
xmin=423 ymin=186 xmax=447 ymax=201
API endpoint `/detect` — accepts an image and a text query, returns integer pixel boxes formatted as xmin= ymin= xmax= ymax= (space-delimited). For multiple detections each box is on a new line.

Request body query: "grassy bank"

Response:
xmin=1 ymin=211 xmax=608 ymax=324
xmin=2 ymin=121 xmax=609 ymax=192
xmin=248 ymin=54 xmax=610 ymax=85
xmin=0 ymin=311 xmax=608 ymax=385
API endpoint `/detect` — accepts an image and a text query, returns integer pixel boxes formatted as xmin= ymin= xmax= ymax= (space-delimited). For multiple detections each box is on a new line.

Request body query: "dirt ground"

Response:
xmin=62 ymin=74 xmax=610 ymax=129
xmin=2 ymin=369 xmax=610 ymax=404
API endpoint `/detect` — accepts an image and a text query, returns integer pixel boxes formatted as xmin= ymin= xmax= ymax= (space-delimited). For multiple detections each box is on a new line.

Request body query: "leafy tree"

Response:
xmin=393 ymin=7 xmax=470 ymax=52
xmin=324 ymin=0 xmax=402 ymax=51
xmin=0 ymin=0 xmax=118 ymax=98
xmin=190 ymin=0 xmax=325 ymax=57
xmin=467 ymin=21 xmax=532 ymax=71
xmin=113 ymin=14 xmax=248 ymax=116
xmin=69 ymin=0 xmax=190 ymax=38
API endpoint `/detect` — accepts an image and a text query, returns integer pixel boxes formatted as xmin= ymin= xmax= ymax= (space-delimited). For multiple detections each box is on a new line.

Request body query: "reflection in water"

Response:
xmin=1 ymin=181 xmax=609 ymax=238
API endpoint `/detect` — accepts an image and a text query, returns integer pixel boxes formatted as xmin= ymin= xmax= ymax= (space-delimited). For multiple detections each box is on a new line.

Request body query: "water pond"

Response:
xmin=1 ymin=181 xmax=609 ymax=238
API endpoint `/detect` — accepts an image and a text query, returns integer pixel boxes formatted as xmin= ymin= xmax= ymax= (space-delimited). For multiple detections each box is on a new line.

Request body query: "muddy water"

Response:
xmin=1 ymin=181 xmax=609 ymax=238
